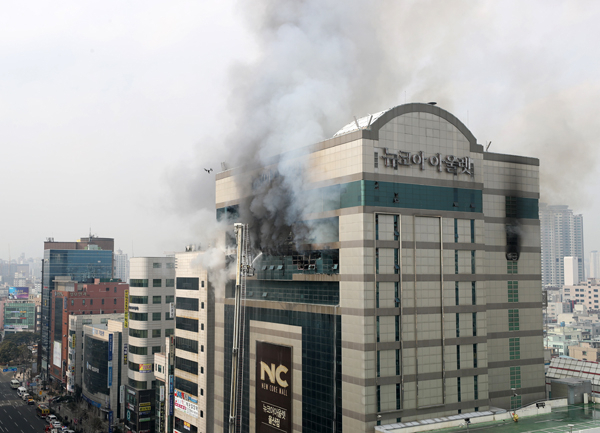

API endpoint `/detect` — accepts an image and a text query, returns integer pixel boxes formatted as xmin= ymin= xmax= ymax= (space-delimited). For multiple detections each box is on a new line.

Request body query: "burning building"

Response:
xmin=213 ymin=102 xmax=544 ymax=432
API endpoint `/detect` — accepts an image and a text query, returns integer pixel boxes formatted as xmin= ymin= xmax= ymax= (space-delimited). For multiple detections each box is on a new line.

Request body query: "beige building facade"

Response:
xmin=214 ymin=103 xmax=545 ymax=432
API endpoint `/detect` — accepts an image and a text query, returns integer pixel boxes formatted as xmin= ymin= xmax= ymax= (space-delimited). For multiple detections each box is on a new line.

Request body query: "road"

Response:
xmin=0 ymin=372 xmax=47 ymax=433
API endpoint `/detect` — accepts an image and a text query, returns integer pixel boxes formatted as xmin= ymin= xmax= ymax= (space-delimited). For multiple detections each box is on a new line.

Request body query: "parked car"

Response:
xmin=46 ymin=414 xmax=57 ymax=424
xmin=51 ymin=421 xmax=62 ymax=429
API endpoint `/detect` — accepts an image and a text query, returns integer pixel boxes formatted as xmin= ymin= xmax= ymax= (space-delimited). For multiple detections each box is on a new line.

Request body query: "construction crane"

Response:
xmin=229 ymin=223 xmax=250 ymax=433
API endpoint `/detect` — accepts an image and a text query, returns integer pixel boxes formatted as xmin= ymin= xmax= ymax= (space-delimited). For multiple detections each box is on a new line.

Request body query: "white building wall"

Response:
xmin=128 ymin=257 xmax=175 ymax=389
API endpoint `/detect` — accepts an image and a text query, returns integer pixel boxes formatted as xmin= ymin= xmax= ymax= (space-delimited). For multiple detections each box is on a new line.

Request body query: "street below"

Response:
xmin=0 ymin=371 xmax=47 ymax=433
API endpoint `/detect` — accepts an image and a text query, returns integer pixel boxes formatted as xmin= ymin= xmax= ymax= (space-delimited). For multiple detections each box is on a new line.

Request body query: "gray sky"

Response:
xmin=2 ymin=1 xmax=600 ymax=262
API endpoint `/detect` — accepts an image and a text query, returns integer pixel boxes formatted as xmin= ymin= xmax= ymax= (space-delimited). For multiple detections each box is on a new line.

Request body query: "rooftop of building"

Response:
xmin=378 ymin=404 xmax=600 ymax=433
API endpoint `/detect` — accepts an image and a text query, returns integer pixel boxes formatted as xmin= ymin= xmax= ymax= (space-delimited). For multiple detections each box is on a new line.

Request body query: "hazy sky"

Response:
xmin=2 ymin=1 xmax=600 ymax=263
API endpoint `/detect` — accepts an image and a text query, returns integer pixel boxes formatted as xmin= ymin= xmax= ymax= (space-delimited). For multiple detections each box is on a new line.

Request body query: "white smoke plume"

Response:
xmin=168 ymin=0 xmax=600 ymax=252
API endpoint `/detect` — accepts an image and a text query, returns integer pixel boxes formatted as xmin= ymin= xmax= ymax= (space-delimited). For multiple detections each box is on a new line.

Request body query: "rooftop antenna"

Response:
xmin=366 ymin=114 xmax=374 ymax=128
xmin=353 ymin=116 xmax=360 ymax=129
xmin=486 ymin=141 xmax=492 ymax=152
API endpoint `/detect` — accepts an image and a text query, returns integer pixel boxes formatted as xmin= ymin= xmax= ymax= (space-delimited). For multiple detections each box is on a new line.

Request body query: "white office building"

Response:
xmin=125 ymin=257 xmax=175 ymax=433
xmin=173 ymin=249 xmax=213 ymax=433
xmin=114 ymin=249 xmax=130 ymax=283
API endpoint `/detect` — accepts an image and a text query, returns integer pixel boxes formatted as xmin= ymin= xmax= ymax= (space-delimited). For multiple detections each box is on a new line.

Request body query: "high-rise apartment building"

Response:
xmin=125 ymin=257 xmax=175 ymax=433
xmin=115 ymin=249 xmax=130 ymax=283
xmin=214 ymin=103 xmax=545 ymax=431
xmin=42 ymin=236 xmax=114 ymax=379
xmin=172 ymin=250 xmax=213 ymax=433
xmin=540 ymin=204 xmax=584 ymax=287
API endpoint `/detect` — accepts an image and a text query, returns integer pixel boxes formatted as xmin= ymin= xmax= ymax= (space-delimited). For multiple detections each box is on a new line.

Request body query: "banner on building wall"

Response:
xmin=139 ymin=363 xmax=152 ymax=373
xmin=174 ymin=396 xmax=198 ymax=417
xmin=160 ymin=385 xmax=164 ymax=402
xmin=107 ymin=334 xmax=113 ymax=388
xmin=255 ymin=341 xmax=292 ymax=433
xmin=53 ymin=341 xmax=62 ymax=367
xmin=123 ymin=344 xmax=128 ymax=365
xmin=124 ymin=290 xmax=129 ymax=328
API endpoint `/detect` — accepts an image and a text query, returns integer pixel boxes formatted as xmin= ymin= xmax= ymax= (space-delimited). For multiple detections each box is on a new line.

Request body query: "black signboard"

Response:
xmin=255 ymin=341 xmax=292 ymax=433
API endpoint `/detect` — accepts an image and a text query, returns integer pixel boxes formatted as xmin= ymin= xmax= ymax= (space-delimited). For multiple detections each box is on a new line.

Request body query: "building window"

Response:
xmin=130 ymin=279 xmax=148 ymax=287
xmin=153 ymin=279 xmax=162 ymax=288
xmin=152 ymin=329 xmax=161 ymax=338
xmin=165 ymin=329 xmax=174 ymax=337
xmin=130 ymin=296 xmax=148 ymax=304
xmin=71 ymin=300 xmax=74 ymax=306
xmin=456 ymin=345 xmax=461 ymax=369
xmin=457 ymin=377 xmax=461 ymax=402
xmin=472 ymin=281 xmax=476 ymax=305
xmin=175 ymin=337 xmax=198 ymax=354
xmin=129 ymin=312 xmax=148 ymax=321
xmin=472 ymin=312 xmax=477 ymax=337
xmin=474 ymin=375 xmax=478 ymax=400
xmin=508 ymin=281 xmax=519 ymax=302
xmin=114 ymin=287 xmax=117 ymax=293
xmin=175 ymin=356 xmax=198 ymax=375
xmin=153 ymin=263 xmax=162 ymax=268
xmin=129 ymin=328 xmax=148 ymax=338
xmin=201 ymin=281 xmax=205 ymax=288
xmin=82 ymin=299 xmax=85 ymax=306
xmin=473 ymin=344 xmax=478 ymax=368
xmin=152 ymin=312 xmax=161 ymax=321
xmin=201 ymin=323 xmax=204 ymax=331
xmin=456 ymin=314 xmax=460 ymax=338
xmin=455 ymin=281 xmax=459 ymax=306
xmin=176 ymin=317 xmax=198 ymax=333
xmin=165 ymin=312 xmax=173 ymax=320
xmin=376 ymin=282 xmax=379 ymax=309
xmin=175 ymin=376 xmax=198 ymax=396
xmin=129 ymin=345 xmax=147 ymax=355
xmin=166 ymin=262 xmax=175 ymax=269
xmin=374 ymin=151 xmax=379 ymax=168
xmin=114 ymin=298 xmax=117 ymax=305
xmin=90 ymin=299 xmax=93 ymax=305
xmin=152 ymin=346 xmax=161 ymax=354
xmin=153 ymin=296 xmax=161 ymax=304
xmin=166 ymin=279 xmax=175 ymax=288
xmin=509 ymin=337 xmax=520 ymax=360
xmin=510 ymin=366 xmax=521 ymax=388
xmin=177 ymin=277 xmax=199 ymax=291
xmin=201 ymin=302 xmax=205 ymax=309
xmin=509 ymin=309 xmax=520 ymax=331
xmin=507 ymin=261 xmax=518 ymax=274
xmin=176 ymin=297 xmax=199 ymax=311
xmin=101 ymin=299 xmax=104 ymax=305
xmin=166 ymin=295 xmax=174 ymax=304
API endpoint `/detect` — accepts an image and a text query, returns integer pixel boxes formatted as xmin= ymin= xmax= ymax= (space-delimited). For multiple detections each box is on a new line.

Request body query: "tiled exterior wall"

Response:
xmin=214 ymin=103 xmax=545 ymax=432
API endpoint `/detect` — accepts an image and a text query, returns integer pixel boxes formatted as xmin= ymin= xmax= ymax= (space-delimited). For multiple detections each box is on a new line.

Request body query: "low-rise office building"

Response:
xmin=82 ymin=319 xmax=128 ymax=431
xmin=67 ymin=313 xmax=124 ymax=393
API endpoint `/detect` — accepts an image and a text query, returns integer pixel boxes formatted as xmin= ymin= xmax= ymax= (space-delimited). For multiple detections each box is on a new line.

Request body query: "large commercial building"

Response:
xmin=540 ymin=204 xmax=584 ymax=287
xmin=67 ymin=313 xmax=125 ymax=393
xmin=125 ymin=257 xmax=175 ymax=433
xmin=50 ymin=278 xmax=128 ymax=384
xmin=41 ymin=236 xmax=114 ymax=379
xmin=3 ymin=301 xmax=36 ymax=333
xmin=82 ymin=319 xmax=128 ymax=430
xmin=172 ymin=250 xmax=213 ymax=433
xmin=214 ymin=103 xmax=545 ymax=432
